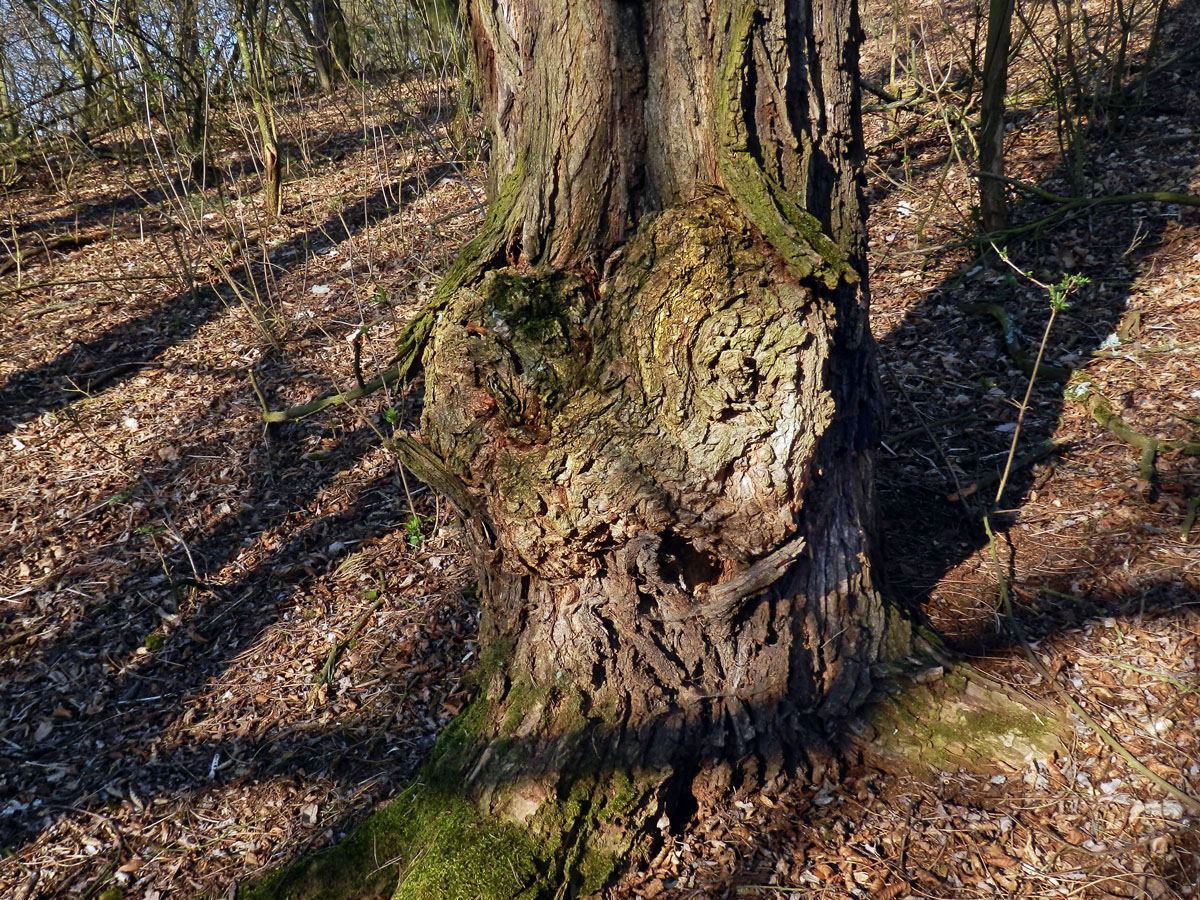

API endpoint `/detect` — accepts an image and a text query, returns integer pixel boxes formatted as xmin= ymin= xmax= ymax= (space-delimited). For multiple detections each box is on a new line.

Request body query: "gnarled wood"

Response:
xmin=247 ymin=1 xmax=915 ymax=897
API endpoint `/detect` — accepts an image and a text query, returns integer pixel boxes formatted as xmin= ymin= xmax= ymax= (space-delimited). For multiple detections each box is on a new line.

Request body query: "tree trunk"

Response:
xmin=978 ymin=0 xmax=1015 ymax=233
xmin=233 ymin=0 xmax=283 ymax=217
xmin=435 ymin=0 xmax=909 ymax=743
xmin=311 ymin=0 xmax=353 ymax=85
xmin=251 ymin=0 xmax=914 ymax=896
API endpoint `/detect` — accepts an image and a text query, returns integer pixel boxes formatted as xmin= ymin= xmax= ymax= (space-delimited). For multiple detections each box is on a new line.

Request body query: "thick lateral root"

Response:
xmin=854 ymin=656 xmax=1066 ymax=775
xmin=1081 ymin=388 xmax=1200 ymax=471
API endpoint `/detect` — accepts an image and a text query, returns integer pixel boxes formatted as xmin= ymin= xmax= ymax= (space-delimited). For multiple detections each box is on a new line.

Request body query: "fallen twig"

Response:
xmin=948 ymin=437 xmax=1072 ymax=502
xmin=307 ymin=592 xmax=386 ymax=710
xmin=261 ymin=302 xmax=439 ymax=423
xmin=0 ymin=231 xmax=99 ymax=276
xmin=970 ymin=172 xmax=1200 ymax=241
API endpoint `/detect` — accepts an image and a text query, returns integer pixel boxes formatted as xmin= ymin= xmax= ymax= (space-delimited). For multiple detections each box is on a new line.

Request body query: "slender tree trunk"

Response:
xmin=233 ymin=0 xmax=283 ymax=216
xmin=255 ymin=0 xmax=913 ymax=896
xmin=20 ymin=0 xmax=105 ymax=140
xmin=321 ymin=0 xmax=354 ymax=80
xmin=173 ymin=0 xmax=212 ymax=185
xmin=978 ymin=0 xmax=1015 ymax=233
xmin=0 ymin=52 xmax=19 ymax=142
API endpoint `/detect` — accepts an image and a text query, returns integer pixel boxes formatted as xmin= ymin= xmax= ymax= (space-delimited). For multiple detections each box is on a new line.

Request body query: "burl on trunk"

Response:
xmin=252 ymin=0 xmax=919 ymax=896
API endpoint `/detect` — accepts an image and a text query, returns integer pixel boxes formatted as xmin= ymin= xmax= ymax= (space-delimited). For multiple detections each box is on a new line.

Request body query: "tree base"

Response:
xmin=243 ymin=655 xmax=1065 ymax=900
xmin=240 ymin=699 xmax=665 ymax=900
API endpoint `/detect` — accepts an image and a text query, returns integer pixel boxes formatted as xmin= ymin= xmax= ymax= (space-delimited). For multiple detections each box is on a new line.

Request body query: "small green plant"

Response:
xmin=1048 ymin=272 xmax=1088 ymax=311
xmin=385 ymin=407 xmax=401 ymax=425
xmin=143 ymin=633 xmax=165 ymax=652
xmin=992 ymin=250 xmax=1089 ymax=507
xmin=106 ymin=486 xmax=137 ymax=506
xmin=405 ymin=513 xmax=429 ymax=547
xmin=134 ymin=523 xmax=166 ymax=536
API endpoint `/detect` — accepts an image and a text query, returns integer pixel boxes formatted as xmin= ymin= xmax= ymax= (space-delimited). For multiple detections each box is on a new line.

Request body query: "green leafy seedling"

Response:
xmin=405 ymin=514 xmax=428 ymax=548
xmin=107 ymin=486 xmax=137 ymax=506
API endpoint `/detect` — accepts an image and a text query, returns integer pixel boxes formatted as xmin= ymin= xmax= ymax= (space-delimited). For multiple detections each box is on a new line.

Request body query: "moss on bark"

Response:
xmin=859 ymin=660 xmax=1065 ymax=774
xmin=240 ymin=686 xmax=665 ymax=900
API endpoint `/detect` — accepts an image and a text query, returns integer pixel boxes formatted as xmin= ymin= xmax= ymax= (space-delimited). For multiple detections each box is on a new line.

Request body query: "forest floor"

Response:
xmin=2 ymin=4 xmax=1200 ymax=899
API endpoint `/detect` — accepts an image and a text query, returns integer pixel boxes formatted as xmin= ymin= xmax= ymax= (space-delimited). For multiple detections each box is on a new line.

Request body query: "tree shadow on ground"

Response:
xmin=0 ymin=156 xmax=458 ymax=860
xmin=872 ymin=26 xmax=1200 ymax=647
xmin=0 ymin=419 xmax=440 ymax=851
xmin=0 ymin=160 xmax=451 ymax=438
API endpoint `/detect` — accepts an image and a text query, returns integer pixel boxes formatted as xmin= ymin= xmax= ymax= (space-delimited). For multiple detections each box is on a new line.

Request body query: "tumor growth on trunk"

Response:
xmin=253 ymin=0 xmax=919 ymax=896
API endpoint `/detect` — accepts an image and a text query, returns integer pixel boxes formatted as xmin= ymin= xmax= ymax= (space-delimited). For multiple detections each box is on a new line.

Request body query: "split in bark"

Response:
xmin=245 ymin=0 xmax=1070 ymax=895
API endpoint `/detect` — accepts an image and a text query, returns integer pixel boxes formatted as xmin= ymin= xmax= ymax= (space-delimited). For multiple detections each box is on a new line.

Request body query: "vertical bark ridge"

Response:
xmin=377 ymin=0 xmax=908 ymax=893
xmin=466 ymin=0 xmax=865 ymax=280
xmin=467 ymin=0 xmax=649 ymax=270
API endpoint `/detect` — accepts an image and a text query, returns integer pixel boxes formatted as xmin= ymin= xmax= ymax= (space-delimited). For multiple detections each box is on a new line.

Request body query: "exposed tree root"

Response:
xmin=240 ymin=697 xmax=667 ymax=900
xmin=855 ymin=647 xmax=1066 ymax=775
xmin=244 ymin=635 xmax=1075 ymax=900
xmin=1081 ymin=386 xmax=1200 ymax=459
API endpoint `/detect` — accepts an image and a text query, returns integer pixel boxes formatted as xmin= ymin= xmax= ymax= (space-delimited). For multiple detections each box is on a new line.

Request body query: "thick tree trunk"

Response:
xmin=423 ymin=0 xmax=909 ymax=885
xmin=437 ymin=0 xmax=908 ymax=748
xmin=249 ymin=1 xmax=914 ymax=897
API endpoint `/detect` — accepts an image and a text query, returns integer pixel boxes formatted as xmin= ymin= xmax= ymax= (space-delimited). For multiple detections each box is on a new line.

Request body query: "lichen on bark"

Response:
xmin=245 ymin=0 xmax=932 ymax=894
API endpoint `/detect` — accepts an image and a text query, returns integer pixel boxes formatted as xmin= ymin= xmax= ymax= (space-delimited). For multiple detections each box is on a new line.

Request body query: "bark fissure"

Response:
xmin=251 ymin=3 xmax=917 ymax=897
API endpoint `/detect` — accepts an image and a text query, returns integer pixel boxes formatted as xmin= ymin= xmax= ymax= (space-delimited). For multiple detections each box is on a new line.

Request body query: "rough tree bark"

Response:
xmin=254 ymin=0 xmax=919 ymax=897
xmin=978 ymin=0 xmax=1015 ymax=233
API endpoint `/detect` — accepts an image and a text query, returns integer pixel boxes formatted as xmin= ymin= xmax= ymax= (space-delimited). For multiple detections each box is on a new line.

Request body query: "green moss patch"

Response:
xmin=240 ymin=692 xmax=660 ymax=900
xmin=863 ymin=662 xmax=1065 ymax=773
xmin=241 ymin=783 xmax=544 ymax=900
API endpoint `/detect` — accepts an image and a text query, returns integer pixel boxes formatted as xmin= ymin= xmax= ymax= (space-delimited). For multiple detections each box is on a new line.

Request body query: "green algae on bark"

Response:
xmin=860 ymin=661 xmax=1065 ymax=773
